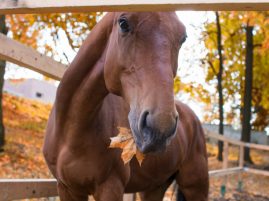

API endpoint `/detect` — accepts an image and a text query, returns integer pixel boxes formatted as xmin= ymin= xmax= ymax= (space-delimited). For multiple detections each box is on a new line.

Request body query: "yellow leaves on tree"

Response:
xmin=173 ymin=76 xmax=181 ymax=94
xmin=109 ymin=127 xmax=145 ymax=166
xmin=203 ymin=11 xmax=269 ymax=129
xmin=5 ymin=13 xmax=102 ymax=63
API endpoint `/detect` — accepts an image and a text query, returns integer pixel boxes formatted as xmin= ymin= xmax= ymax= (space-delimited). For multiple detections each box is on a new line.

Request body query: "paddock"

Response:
xmin=0 ymin=1 xmax=269 ymax=200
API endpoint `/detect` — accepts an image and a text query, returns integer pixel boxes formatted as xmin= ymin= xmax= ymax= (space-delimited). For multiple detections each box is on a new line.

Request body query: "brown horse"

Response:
xmin=43 ymin=12 xmax=208 ymax=201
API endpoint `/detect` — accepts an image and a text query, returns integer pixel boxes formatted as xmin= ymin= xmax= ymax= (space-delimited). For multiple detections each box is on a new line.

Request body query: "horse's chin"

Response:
xmin=138 ymin=140 xmax=167 ymax=154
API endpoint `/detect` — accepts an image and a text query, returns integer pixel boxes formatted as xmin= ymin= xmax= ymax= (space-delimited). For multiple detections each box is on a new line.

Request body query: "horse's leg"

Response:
xmin=176 ymin=188 xmax=186 ymax=201
xmin=93 ymin=174 xmax=126 ymax=201
xmin=57 ymin=181 xmax=88 ymax=201
xmin=139 ymin=179 xmax=172 ymax=201
xmin=176 ymin=154 xmax=209 ymax=201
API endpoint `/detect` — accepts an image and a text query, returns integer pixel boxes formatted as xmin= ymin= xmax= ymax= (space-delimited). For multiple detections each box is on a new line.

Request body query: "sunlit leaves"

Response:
xmin=174 ymin=76 xmax=181 ymax=94
xmin=6 ymin=13 xmax=102 ymax=64
xmin=202 ymin=11 xmax=269 ymax=129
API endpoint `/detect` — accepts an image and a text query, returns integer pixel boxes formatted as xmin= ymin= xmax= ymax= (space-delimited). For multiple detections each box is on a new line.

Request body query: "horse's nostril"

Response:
xmin=139 ymin=111 xmax=149 ymax=132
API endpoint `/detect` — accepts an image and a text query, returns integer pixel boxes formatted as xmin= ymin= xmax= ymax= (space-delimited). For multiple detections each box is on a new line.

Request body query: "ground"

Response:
xmin=0 ymin=93 xmax=269 ymax=201
xmin=206 ymin=144 xmax=269 ymax=201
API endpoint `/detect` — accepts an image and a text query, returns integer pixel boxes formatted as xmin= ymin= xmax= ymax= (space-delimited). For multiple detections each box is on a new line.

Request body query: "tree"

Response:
xmin=241 ymin=26 xmax=254 ymax=163
xmin=6 ymin=13 xmax=101 ymax=63
xmin=0 ymin=13 xmax=101 ymax=151
xmin=0 ymin=15 xmax=7 ymax=152
xmin=201 ymin=11 xmax=269 ymax=162
xmin=215 ymin=12 xmax=225 ymax=161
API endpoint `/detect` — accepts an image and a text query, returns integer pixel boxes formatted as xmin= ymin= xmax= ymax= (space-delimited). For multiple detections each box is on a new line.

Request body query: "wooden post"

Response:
xmin=239 ymin=145 xmax=244 ymax=167
xmin=222 ymin=141 xmax=229 ymax=169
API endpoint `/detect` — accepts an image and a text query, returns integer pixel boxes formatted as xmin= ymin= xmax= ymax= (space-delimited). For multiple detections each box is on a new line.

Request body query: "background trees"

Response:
xmin=201 ymin=11 xmax=269 ymax=162
xmin=0 ymin=12 xmax=101 ymax=151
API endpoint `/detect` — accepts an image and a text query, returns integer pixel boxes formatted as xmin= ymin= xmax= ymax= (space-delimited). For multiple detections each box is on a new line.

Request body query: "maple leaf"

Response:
xmin=109 ymin=127 xmax=145 ymax=166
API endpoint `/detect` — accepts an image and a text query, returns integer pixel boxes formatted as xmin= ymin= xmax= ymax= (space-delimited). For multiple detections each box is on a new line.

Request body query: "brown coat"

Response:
xmin=43 ymin=12 xmax=208 ymax=201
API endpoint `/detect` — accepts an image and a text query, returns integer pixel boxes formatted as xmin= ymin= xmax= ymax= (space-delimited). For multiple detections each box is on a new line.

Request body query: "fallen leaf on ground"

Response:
xmin=109 ymin=127 xmax=145 ymax=166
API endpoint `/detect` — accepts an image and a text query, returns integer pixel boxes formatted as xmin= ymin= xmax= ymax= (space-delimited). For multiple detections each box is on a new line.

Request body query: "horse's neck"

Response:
xmin=56 ymin=59 xmax=108 ymax=132
xmin=55 ymin=14 xmax=113 ymax=131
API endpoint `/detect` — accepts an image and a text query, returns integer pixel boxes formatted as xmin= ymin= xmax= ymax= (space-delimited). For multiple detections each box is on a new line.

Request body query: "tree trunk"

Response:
xmin=215 ymin=12 xmax=225 ymax=161
xmin=241 ymin=26 xmax=253 ymax=163
xmin=0 ymin=15 xmax=7 ymax=152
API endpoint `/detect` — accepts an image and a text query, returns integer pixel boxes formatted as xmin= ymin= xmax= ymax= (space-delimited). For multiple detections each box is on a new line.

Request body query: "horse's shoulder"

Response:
xmin=175 ymin=100 xmax=205 ymax=141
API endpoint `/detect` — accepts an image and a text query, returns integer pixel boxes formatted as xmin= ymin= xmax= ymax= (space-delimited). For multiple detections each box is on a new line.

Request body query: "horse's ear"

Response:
xmin=58 ymin=13 xmax=115 ymax=96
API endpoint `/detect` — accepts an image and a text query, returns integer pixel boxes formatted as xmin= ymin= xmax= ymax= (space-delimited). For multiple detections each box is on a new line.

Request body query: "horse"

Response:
xmin=43 ymin=12 xmax=209 ymax=201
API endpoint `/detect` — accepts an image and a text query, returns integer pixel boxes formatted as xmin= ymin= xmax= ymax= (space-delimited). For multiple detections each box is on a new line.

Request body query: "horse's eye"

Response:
xmin=118 ymin=18 xmax=130 ymax=33
xmin=180 ymin=35 xmax=187 ymax=44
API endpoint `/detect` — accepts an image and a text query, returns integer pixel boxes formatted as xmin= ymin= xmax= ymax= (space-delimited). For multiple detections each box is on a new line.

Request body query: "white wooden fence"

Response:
xmin=0 ymin=1 xmax=269 ymax=200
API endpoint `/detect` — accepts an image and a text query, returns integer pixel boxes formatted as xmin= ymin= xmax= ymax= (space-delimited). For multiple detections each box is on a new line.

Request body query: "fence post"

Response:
xmin=239 ymin=145 xmax=244 ymax=167
xmin=221 ymin=141 xmax=229 ymax=198
xmin=223 ymin=141 xmax=229 ymax=169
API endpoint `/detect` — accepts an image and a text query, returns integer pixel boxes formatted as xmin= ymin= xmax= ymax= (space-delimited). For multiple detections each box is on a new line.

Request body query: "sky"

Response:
xmin=175 ymin=11 xmax=215 ymax=119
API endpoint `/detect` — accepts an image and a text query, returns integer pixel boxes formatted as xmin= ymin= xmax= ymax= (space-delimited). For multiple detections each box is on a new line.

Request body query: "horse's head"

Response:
xmin=104 ymin=12 xmax=186 ymax=153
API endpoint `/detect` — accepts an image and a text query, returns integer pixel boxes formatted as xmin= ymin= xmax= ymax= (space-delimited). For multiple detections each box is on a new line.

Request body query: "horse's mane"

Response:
xmin=56 ymin=13 xmax=115 ymax=115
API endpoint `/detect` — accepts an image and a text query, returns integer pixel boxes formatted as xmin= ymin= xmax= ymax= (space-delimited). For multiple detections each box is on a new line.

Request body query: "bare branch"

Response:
xmin=207 ymin=60 xmax=218 ymax=76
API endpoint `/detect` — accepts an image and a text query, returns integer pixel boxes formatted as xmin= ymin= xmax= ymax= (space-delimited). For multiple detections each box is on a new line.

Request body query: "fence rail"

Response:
xmin=0 ymin=33 xmax=66 ymax=80
xmin=1 ymin=0 xmax=269 ymax=14
xmin=1 ymin=131 xmax=269 ymax=200
xmin=0 ymin=179 xmax=57 ymax=201
xmin=1 ymin=1 xmax=269 ymax=200
xmin=205 ymin=130 xmax=269 ymax=177
xmin=0 ymin=179 xmax=133 ymax=201
xmin=205 ymin=130 xmax=269 ymax=151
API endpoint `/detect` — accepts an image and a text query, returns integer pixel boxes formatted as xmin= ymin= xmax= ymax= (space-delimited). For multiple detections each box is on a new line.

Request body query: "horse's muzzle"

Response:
xmin=134 ymin=110 xmax=178 ymax=153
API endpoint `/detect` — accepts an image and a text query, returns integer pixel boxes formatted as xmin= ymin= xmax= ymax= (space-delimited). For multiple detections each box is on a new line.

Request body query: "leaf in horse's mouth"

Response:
xmin=109 ymin=127 xmax=145 ymax=166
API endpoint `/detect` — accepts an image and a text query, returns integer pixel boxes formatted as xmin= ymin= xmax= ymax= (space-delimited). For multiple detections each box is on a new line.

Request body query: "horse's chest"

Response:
xmin=126 ymin=148 xmax=180 ymax=192
xmin=56 ymin=144 xmax=116 ymax=190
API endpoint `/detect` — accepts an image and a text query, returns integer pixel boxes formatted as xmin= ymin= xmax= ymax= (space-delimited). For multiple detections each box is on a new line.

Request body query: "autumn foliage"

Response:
xmin=0 ymin=93 xmax=52 ymax=178
xmin=201 ymin=11 xmax=269 ymax=130
xmin=6 ymin=13 xmax=102 ymax=63
xmin=0 ymin=93 xmax=268 ymax=200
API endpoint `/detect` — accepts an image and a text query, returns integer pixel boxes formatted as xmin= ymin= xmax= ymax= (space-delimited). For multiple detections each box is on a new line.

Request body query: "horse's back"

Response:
xmin=175 ymin=100 xmax=206 ymax=138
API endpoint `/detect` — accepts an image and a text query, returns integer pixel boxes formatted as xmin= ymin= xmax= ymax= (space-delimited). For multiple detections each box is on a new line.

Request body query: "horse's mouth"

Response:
xmin=129 ymin=122 xmax=176 ymax=154
xmin=128 ymin=109 xmax=178 ymax=154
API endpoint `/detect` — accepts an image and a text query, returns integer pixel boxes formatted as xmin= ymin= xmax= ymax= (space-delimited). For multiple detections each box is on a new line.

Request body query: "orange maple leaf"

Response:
xmin=109 ymin=127 xmax=145 ymax=166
